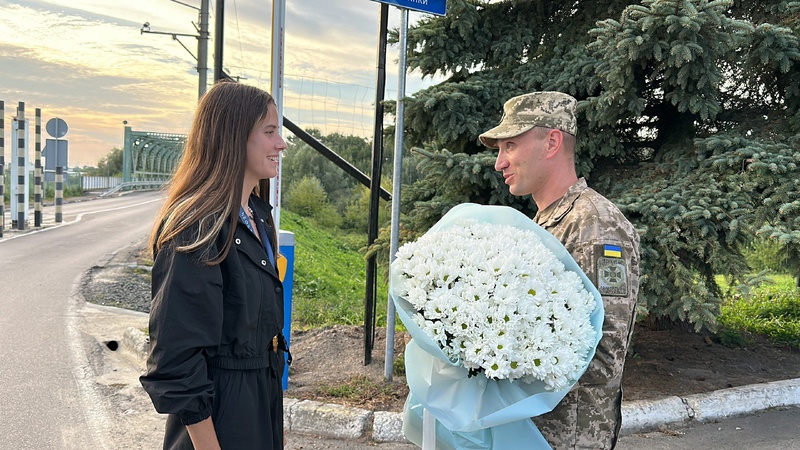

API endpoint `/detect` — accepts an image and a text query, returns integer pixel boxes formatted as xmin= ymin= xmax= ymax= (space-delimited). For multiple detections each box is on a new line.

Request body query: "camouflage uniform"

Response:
xmin=532 ymin=178 xmax=640 ymax=449
xmin=480 ymin=92 xmax=641 ymax=449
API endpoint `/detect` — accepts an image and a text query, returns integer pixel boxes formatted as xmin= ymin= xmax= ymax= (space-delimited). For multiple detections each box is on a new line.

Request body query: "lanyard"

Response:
xmin=239 ymin=205 xmax=276 ymax=267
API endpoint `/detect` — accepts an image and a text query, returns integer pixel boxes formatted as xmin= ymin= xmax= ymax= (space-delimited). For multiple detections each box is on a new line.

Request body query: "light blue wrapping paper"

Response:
xmin=390 ymin=203 xmax=604 ymax=449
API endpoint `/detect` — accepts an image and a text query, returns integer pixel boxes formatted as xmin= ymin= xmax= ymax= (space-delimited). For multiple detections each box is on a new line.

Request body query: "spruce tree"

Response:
xmin=395 ymin=0 xmax=800 ymax=328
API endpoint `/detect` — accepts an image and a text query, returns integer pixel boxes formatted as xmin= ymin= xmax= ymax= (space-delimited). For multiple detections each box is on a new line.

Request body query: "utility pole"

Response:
xmin=214 ymin=0 xmax=225 ymax=82
xmin=197 ymin=0 xmax=210 ymax=97
xmin=141 ymin=0 xmax=211 ymax=99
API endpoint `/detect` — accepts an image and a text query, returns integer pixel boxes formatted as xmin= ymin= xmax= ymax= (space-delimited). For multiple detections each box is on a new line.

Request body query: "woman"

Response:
xmin=140 ymin=80 xmax=288 ymax=449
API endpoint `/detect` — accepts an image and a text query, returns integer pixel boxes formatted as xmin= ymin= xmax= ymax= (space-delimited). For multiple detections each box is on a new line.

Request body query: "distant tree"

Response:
xmin=282 ymin=130 xmax=375 ymax=209
xmin=88 ymin=147 xmax=123 ymax=177
xmin=343 ymin=185 xmax=392 ymax=232
xmin=392 ymin=0 xmax=800 ymax=328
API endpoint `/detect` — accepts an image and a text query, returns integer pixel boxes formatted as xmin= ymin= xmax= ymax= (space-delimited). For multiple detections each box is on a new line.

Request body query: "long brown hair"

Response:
xmin=149 ymin=80 xmax=276 ymax=265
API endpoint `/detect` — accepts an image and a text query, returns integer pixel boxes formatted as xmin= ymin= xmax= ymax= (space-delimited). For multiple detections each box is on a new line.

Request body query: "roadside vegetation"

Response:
xmin=718 ymin=277 xmax=800 ymax=348
xmin=710 ymin=240 xmax=800 ymax=349
xmin=281 ymin=209 xmax=391 ymax=330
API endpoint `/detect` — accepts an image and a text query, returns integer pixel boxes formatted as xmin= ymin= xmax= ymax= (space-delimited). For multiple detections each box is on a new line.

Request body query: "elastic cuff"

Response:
xmin=179 ymin=406 xmax=213 ymax=426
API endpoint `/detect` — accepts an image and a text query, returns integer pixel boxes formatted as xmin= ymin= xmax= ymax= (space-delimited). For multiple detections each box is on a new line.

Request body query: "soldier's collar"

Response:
xmin=534 ymin=178 xmax=588 ymax=227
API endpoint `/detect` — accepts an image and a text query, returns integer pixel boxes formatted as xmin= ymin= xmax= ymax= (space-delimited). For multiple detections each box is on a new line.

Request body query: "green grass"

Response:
xmin=281 ymin=210 xmax=390 ymax=330
xmin=716 ymin=274 xmax=800 ymax=348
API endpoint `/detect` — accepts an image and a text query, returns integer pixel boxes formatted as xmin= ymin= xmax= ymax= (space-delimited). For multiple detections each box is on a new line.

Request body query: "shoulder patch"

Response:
xmin=597 ymin=256 xmax=628 ymax=297
xmin=603 ymin=244 xmax=622 ymax=258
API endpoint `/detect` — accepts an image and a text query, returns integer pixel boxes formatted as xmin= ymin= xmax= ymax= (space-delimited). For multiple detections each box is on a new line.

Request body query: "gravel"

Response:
xmin=80 ymin=253 xmax=152 ymax=314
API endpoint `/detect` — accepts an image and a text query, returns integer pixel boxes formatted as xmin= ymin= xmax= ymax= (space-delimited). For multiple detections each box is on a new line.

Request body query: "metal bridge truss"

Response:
xmin=122 ymin=127 xmax=186 ymax=186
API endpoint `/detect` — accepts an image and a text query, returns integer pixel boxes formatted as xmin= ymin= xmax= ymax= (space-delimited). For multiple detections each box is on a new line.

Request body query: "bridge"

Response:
xmin=121 ymin=126 xmax=185 ymax=188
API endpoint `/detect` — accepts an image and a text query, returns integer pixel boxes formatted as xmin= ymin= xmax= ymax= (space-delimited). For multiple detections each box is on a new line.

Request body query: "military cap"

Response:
xmin=479 ymin=91 xmax=577 ymax=148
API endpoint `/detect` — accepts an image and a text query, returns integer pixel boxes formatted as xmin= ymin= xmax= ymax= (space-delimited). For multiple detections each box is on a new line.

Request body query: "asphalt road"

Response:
xmin=616 ymin=405 xmax=800 ymax=449
xmin=0 ymin=191 xmax=163 ymax=450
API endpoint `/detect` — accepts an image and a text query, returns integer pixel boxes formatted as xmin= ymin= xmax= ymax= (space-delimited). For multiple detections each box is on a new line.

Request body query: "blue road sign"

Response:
xmin=371 ymin=0 xmax=446 ymax=16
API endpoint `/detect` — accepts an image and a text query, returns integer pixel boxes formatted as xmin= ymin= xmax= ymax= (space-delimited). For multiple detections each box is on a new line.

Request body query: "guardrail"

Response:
xmin=100 ymin=180 xmax=165 ymax=197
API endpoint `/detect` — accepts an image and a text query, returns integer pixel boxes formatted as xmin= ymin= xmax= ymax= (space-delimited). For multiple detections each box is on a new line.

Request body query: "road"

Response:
xmin=0 ymin=191 xmax=163 ymax=450
xmin=617 ymin=406 xmax=800 ymax=449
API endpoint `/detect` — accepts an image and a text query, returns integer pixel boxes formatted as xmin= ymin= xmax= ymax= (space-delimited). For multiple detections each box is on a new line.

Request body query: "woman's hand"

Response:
xmin=186 ymin=416 xmax=222 ymax=450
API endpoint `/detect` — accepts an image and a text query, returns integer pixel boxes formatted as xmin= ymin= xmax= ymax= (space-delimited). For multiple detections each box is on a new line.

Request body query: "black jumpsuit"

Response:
xmin=141 ymin=195 xmax=285 ymax=449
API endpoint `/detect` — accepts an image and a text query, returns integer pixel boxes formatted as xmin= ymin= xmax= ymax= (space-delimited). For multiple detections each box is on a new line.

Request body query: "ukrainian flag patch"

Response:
xmin=603 ymin=244 xmax=622 ymax=258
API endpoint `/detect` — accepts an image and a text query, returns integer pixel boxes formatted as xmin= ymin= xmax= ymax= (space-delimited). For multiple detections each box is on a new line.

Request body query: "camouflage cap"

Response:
xmin=479 ymin=91 xmax=577 ymax=148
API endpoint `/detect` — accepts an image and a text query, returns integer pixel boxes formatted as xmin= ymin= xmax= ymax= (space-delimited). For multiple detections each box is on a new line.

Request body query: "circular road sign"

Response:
xmin=46 ymin=117 xmax=69 ymax=138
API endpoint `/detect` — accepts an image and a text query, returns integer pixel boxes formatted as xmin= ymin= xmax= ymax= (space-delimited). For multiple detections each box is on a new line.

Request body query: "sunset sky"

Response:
xmin=0 ymin=0 xmax=442 ymax=167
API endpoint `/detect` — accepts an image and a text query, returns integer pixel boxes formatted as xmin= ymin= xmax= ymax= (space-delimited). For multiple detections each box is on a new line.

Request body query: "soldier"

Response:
xmin=480 ymin=91 xmax=641 ymax=449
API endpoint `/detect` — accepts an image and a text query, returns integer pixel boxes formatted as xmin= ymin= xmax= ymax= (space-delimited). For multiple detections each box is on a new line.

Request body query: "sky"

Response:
xmin=0 ymin=0 xmax=442 ymax=168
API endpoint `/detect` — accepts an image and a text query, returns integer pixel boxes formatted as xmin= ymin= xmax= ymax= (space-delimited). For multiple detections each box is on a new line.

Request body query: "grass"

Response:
xmin=717 ymin=274 xmax=800 ymax=348
xmin=280 ymin=210 xmax=391 ymax=330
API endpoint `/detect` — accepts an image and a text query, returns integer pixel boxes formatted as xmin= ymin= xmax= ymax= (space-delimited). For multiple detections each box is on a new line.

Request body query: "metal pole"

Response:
xmin=0 ymin=156 xmax=4 ymax=238
xmin=1 ymin=100 xmax=4 ymax=238
xmin=364 ymin=3 xmax=389 ymax=366
xmin=34 ymin=108 xmax=42 ymax=227
xmin=16 ymin=102 xmax=25 ymax=231
xmin=197 ymin=0 xmax=210 ymax=97
xmin=270 ymin=0 xmax=286 ymax=233
xmin=213 ymin=0 xmax=225 ymax=82
xmin=123 ymin=126 xmax=133 ymax=184
xmin=385 ymin=7 xmax=409 ymax=381
xmin=55 ymin=166 xmax=63 ymax=223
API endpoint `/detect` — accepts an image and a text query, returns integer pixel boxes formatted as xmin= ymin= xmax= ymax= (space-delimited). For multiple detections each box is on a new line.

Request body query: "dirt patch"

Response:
xmin=287 ymin=320 xmax=800 ymax=411
xmin=287 ymin=326 xmax=411 ymax=411
xmin=622 ymin=320 xmax=800 ymax=401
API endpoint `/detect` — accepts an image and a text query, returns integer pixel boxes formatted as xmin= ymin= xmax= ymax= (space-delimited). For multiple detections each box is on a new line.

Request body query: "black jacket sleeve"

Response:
xmin=140 ymin=242 xmax=224 ymax=425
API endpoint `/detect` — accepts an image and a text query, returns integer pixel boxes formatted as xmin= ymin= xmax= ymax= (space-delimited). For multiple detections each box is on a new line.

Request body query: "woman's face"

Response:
xmin=245 ymin=103 xmax=286 ymax=186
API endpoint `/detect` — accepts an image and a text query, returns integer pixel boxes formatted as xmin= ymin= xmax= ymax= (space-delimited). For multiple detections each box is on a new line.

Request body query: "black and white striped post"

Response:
xmin=34 ymin=108 xmax=42 ymax=227
xmin=1 ymin=100 xmax=5 ymax=238
xmin=16 ymin=102 xmax=26 ymax=231
xmin=0 ymin=156 xmax=5 ymax=238
xmin=55 ymin=166 xmax=63 ymax=223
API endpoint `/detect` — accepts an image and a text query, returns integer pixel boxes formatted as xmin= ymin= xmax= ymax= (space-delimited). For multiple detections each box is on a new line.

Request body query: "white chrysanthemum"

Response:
xmin=394 ymin=219 xmax=597 ymax=391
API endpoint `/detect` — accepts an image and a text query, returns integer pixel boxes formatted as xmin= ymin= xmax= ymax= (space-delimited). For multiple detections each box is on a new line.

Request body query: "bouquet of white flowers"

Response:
xmin=390 ymin=203 xmax=603 ymax=450
xmin=393 ymin=218 xmax=597 ymax=392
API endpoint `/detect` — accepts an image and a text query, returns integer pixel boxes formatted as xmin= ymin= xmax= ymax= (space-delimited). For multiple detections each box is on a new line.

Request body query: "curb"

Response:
xmin=119 ymin=327 xmax=800 ymax=443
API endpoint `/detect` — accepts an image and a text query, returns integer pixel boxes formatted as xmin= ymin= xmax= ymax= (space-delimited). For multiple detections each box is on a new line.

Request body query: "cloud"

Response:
xmin=1 ymin=0 xmax=444 ymax=167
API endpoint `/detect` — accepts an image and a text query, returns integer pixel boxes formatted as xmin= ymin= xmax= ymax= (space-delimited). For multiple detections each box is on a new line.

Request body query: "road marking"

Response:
xmin=0 ymin=197 xmax=163 ymax=243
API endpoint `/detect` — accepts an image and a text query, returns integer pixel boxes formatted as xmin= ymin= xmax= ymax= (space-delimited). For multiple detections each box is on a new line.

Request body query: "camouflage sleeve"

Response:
xmin=561 ymin=214 xmax=640 ymax=387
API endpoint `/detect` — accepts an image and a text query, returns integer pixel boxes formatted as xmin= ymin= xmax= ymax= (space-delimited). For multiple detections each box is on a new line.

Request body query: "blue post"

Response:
xmin=279 ymin=230 xmax=295 ymax=390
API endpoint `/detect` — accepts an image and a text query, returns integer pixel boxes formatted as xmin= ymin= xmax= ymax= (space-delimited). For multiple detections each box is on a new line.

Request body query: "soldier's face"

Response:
xmin=494 ymin=128 xmax=548 ymax=197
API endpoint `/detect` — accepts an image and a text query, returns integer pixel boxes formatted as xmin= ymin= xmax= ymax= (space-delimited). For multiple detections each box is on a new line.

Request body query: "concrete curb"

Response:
xmin=120 ymin=327 xmax=800 ymax=443
xmin=122 ymin=327 xmax=150 ymax=365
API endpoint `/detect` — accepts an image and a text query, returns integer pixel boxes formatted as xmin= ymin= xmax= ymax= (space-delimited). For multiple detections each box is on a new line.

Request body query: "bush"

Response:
xmin=285 ymin=176 xmax=327 ymax=216
xmin=718 ymin=280 xmax=800 ymax=348
xmin=743 ymin=238 xmax=786 ymax=273
xmin=285 ymin=175 xmax=342 ymax=228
